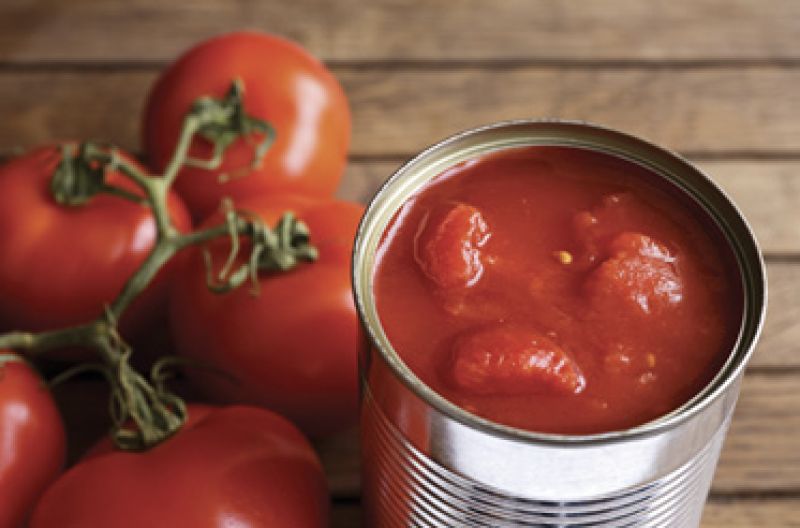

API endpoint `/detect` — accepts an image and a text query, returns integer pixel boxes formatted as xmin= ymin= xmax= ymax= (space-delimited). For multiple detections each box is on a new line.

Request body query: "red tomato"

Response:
xmin=0 ymin=145 xmax=191 ymax=338
xmin=170 ymin=194 xmax=363 ymax=436
xmin=30 ymin=405 xmax=328 ymax=528
xmin=586 ymin=232 xmax=683 ymax=319
xmin=0 ymin=354 xmax=65 ymax=527
xmin=449 ymin=324 xmax=586 ymax=396
xmin=415 ymin=203 xmax=491 ymax=289
xmin=143 ymin=31 xmax=351 ymax=220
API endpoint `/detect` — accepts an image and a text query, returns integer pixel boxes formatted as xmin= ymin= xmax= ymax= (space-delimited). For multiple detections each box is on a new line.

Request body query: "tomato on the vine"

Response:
xmin=30 ymin=405 xmax=328 ymax=527
xmin=143 ymin=31 xmax=351 ymax=220
xmin=0 ymin=145 xmax=191 ymax=338
xmin=0 ymin=353 xmax=65 ymax=527
xmin=170 ymin=194 xmax=363 ymax=436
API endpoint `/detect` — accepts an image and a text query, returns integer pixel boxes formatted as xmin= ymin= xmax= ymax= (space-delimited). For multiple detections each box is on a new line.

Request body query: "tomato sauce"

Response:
xmin=374 ymin=146 xmax=742 ymax=435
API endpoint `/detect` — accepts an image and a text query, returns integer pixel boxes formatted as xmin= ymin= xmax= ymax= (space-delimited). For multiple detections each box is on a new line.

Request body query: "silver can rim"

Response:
xmin=352 ymin=118 xmax=768 ymax=447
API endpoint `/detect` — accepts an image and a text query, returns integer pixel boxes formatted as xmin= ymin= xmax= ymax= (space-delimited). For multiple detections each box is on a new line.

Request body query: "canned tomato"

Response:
xmin=352 ymin=120 xmax=767 ymax=527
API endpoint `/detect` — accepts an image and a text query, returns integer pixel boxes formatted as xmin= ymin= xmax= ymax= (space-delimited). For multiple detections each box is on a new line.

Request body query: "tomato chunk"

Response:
xmin=586 ymin=232 xmax=682 ymax=317
xmin=414 ymin=203 xmax=490 ymax=289
xmin=449 ymin=324 xmax=586 ymax=396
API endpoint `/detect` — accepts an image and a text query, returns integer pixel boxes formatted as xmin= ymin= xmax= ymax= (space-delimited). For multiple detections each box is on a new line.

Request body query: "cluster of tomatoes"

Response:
xmin=0 ymin=31 xmax=362 ymax=527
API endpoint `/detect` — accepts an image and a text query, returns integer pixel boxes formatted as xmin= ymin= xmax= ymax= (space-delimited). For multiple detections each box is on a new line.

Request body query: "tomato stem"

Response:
xmin=0 ymin=80 xmax=313 ymax=451
xmin=0 ymin=324 xmax=99 ymax=353
xmin=163 ymin=114 xmax=203 ymax=186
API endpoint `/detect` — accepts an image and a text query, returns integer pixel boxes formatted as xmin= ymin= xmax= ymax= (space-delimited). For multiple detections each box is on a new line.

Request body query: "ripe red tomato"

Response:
xmin=449 ymin=324 xmax=586 ymax=396
xmin=0 ymin=354 xmax=66 ymax=527
xmin=143 ymin=31 xmax=351 ymax=220
xmin=415 ymin=202 xmax=491 ymax=289
xmin=30 ymin=405 xmax=329 ymax=528
xmin=170 ymin=194 xmax=363 ymax=436
xmin=0 ymin=145 xmax=191 ymax=338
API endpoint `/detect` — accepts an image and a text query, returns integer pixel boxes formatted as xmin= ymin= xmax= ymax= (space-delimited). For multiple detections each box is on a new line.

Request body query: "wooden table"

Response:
xmin=1 ymin=1 xmax=798 ymax=525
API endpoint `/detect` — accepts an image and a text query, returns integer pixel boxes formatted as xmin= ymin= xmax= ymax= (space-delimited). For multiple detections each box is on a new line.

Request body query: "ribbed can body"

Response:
xmin=361 ymin=373 xmax=732 ymax=528
xmin=353 ymin=121 xmax=767 ymax=528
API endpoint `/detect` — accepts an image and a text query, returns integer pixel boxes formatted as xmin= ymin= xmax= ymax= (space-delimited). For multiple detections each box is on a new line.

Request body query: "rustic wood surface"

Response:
xmin=2 ymin=0 xmax=798 ymax=525
xmin=0 ymin=0 xmax=798 ymax=62
xmin=1 ymin=68 xmax=799 ymax=156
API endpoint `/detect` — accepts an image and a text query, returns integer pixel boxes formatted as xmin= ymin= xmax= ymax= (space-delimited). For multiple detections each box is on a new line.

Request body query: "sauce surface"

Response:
xmin=374 ymin=146 xmax=742 ymax=435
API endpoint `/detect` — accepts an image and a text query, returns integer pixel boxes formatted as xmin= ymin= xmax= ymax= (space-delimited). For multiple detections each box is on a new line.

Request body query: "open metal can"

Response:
xmin=352 ymin=121 xmax=767 ymax=527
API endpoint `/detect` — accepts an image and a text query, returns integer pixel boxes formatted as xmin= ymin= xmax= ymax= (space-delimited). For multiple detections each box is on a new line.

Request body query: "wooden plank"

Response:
xmin=331 ymin=499 xmax=800 ymax=527
xmin=701 ymin=162 xmax=800 ymax=257
xmin=319 ymin=373 xmax=800 ymax=498
xmin=754 ymin=262 xmax=800 ymax=368
xmin=714 ymin=373 xmax=800 ymax=493
xmin=0 ymin=67 xmax=798 ymax=160
xmin=702 ymin=499 xmax=800 ymax=527
xmin=344 ymin=67 xmax=800 ymax=157
xmin=0 ymin=1 xmax=798 ymax=62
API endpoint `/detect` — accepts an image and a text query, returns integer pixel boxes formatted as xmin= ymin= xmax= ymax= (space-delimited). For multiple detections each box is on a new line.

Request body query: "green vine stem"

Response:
xmin=0 ymin=80 xmax=314 ymax=451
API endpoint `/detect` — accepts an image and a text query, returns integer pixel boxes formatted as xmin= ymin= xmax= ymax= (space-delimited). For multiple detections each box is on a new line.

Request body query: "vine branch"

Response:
xmin=0 ymin=79 xmax=311 ymax=451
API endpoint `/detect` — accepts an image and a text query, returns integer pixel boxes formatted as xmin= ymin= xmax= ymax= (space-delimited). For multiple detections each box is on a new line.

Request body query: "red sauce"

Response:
xmin=374 ymin=146 xmax=742 ymax=435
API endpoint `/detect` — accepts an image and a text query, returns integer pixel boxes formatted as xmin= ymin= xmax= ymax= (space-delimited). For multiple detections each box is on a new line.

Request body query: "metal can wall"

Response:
xmin=353 ymin=121 xmax=767 ymax=527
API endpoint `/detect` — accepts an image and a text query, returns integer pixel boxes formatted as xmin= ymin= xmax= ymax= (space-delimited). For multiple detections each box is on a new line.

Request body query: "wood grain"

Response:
xmin=1 ymin=67 xmax=799 ymax=158
xmin=0 ymin=0 xmax=798 ymax=62
xmin=331 ymin=499 xmax=800 ymax=527
xmin=344 ymin=67 xmax=800 ymax=156
xmin=702 ymin=499 xmax=800 ymax=527
xmin=755 ymin=263 xmax=800 ymax=368
xmin=699 ymin=162 xmax=800 ymax=257
xmin=714 ymin=373 xmax=800 ymax=493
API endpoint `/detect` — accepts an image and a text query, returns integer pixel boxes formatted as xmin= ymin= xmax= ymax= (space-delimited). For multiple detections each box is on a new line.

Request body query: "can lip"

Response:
xmin=353 ymin=118 xmax=769 ymax=447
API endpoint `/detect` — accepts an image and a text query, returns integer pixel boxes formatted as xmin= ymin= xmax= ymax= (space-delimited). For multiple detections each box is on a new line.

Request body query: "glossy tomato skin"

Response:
xmin=0 ymin=145 xmax=191 ymax=338
xmin=0 ymin=354 xmax=66 ymax=528
xmin=170 ymin=194 xmax=363 ymax=437
xmin=30 ymin=405 xmax=329 ymax=528
xmin=143 ymin=31 xmax=351 ymax=220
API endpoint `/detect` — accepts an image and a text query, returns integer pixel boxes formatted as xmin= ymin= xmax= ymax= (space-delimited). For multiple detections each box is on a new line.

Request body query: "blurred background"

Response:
xmin=0 ymin=1 xmax=797 ymax=525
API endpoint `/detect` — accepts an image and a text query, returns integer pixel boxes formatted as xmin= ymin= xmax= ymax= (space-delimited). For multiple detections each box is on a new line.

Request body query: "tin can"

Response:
xmin=352 ymin=120 xmax=767 ymax=527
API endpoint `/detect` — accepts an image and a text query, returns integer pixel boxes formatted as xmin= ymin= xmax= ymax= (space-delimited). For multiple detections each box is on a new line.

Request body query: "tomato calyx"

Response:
xmin=204 ymin=200 xmax=318 ymax=294
xmin=50 ymin=143 xmax=147 ymax=207
xmin=185 ymin=79 xmax=276 ymax=181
